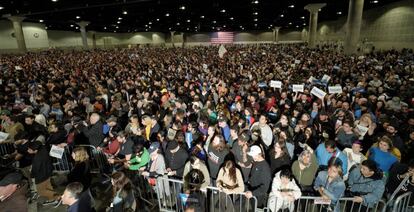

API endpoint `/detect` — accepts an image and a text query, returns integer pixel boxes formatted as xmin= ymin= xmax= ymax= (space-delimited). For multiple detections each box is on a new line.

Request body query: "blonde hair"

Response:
xmin=72 ymin=147 xmax=89 ymax=162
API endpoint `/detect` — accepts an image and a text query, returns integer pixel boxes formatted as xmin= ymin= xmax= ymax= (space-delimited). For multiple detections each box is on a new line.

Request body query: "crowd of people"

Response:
xmin=0 ymin=44 xmax=413 ymax=212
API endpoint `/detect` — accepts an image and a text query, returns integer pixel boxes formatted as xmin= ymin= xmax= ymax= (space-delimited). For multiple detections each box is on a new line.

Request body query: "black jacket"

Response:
xmin=67 ymin=161 xmax=92 ymax=190
xmin=31 ymin=145 xmax=53 ymax=184
xmin=81 ymin=121 xmax=105 ymax=147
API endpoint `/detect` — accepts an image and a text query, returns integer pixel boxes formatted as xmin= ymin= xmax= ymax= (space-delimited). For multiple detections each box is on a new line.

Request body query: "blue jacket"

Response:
xmin=314 ymin=171 xmax=345 ymax=212
xmin=221 ymin=125 xmax=231 ymax=144
xmin=316 ymin=143 xmax=348 ymax=175
xmin=347 ymin=165 xmax=385 ymax=208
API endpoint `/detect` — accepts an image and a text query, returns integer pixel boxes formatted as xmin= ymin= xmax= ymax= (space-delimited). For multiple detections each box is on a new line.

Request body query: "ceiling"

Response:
xmin=0 ymin=0 xmax=401 ymax=33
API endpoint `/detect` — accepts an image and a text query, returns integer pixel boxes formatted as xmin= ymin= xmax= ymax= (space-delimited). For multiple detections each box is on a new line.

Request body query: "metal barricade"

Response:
xmin=0 ymin=142 xmax=15 ymax=166
xmin=392 ymin=192 xmax=412 ymax=212
xmin=52 ymin=145 xmax=73 ymax=173
xmin=52 ymin=145 xmax=112 ymax=174
xmin=263 ymin=196 xmax=387 ymax=212
xmin=76 ymin=145 xmax=112 ymax=174
xmin=155 ymin=177 xmax=258 ymax=212
xmin=206 ymin=186 xmax=258 ymax=212
xmin=156 ymin=177 xmax=185 ymax=212
xmin=128 ymin=174 xmax=158 ymax=210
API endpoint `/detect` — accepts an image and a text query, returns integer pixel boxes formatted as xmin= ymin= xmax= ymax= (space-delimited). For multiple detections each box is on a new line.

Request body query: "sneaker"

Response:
xmin=42 ymin=199 xmax=59 ymax=206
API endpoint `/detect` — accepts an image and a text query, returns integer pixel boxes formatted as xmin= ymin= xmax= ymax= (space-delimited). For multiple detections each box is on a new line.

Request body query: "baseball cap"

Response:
xmin=247 ymin=145 xmax=262 ymax=157
xmin=148 ymin=142 xmax=160 ymax=154
xmin=353 ymin=140 xmax=362 ymax=145
xmin=239 ymin=131 xmax=250 ymax=142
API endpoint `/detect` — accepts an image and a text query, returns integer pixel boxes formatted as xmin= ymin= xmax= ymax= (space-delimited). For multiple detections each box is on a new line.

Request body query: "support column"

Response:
xmin=301 ymin=28 xmax=308 ymax=42
xmin=304 ymin=3 xmax=326 ymax=48
xmin=170 ymin=31 xmax=175 ymax=47
xmin=344 ymin=0 xmax=364 ymax=55
xmin=76 ymin=21 xmax=90 ymax=49
xmin=90 ymin=31 xmax=97 ymax=49
xmin=8 ymin=16 xmax=27 ymax=52
xmin=272 ymin=27 xmax=281 ymax=43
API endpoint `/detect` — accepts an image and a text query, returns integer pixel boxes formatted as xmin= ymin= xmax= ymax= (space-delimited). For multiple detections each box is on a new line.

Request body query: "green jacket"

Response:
xmin=129 ymin=148 xmax=150 ymax=171
xmin=292 ymin=153 xmax=318 ymax=187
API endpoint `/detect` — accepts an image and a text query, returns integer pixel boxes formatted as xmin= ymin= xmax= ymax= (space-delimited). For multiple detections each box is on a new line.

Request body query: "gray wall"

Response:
xmin=316 ymin=0 xmax=414 ymax=49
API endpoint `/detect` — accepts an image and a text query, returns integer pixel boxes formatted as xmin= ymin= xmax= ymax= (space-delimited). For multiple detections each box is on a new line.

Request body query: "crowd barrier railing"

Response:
xmin=263 ymin=196 xmax=387 ymax=212
xmin=155 ymin=177 xmax=258 ymax=212
xmin=206 ymin=186 xmax=258 ymax=212
xmin=52 ymin=144 xmax=112 ymax=175
xmin=392 ymin=192 xmax=412 ymax=212
xmin=51 ymin=145 xmax=73 ymax=173
xmin=0 ymin=142 xmax=15 ymax=166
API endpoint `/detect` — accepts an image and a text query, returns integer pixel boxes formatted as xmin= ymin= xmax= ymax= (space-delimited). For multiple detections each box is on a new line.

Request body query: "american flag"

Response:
xmin=211 ymin=32 xmax=234 ymax=44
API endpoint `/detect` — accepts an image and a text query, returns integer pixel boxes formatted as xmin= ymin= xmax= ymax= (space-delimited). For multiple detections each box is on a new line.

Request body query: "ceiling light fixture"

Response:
xmin=252 ymin=0 xmax=259 ymax=4
xmin=301 ymin=16 xmax=305 ymax=19
xmin=76 ymin=16 xmax=81 ymax=19
xmin=253 ymin=12 xmax=258 ymax=15
xmin=118 ymin=17 xmax=122 ymax=20
xmin=230 ymin=17 xmax=234 ymax=20
xmin=156 ymin=18 xmax=160 ymax=21
xmin=104 ymin=27 xmax=107 ymax=29
xmin=116 ymin=26 xmax=119 ymax=29
xmin=200 ymin=15 xmax=205 ymax=18
xmin=187 ymin=19 xmax=190 ymax=23
xmin=39 ymin=20 xmax=44 ymax=23
xmin=123 ymin=11 xmax=128 ymax=15
xmin=179 ymin=6 xmax=186 ymax=10
xmin=254 ymin=18 xmax=258 ymax=21
xmin=117 ymin=21 xmax=121 ymax=24
xmin=372 ymin=0 xmax=379 ymax=3
xmin=220 ymin=9 xmax=226 ymax=13
xmin=289 ymin=5 xmax=295 ymax=8
xmin=70 ymin=24 xmax=74 ymax=27
xmin=280 ymin=14 xmax=284 ymax=17
xmin=176 ymin=22 xmax=180 ymax=25
xmin=165 ymin=13 xmax=170 ymax=16
xmin=51 ymin=0 xmax=58 ymax=2
xmin=337 ymin=11 xmax=342 ymax=15
xmin=0 ymin=6 xmax=4 ymax=10
xmin=212 ymin=20 xmax=216 ymax=23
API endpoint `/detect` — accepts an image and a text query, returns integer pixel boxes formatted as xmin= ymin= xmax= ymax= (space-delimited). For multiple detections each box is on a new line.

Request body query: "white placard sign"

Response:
xmin=375 ymin=65 xmax=383 ymax=70
xmin=294 ymin=59 xmax=301 ymax=64
xmin=314 ymin=198 xmax=331 ymax=205
xmin=15 ymin=66 xmax=22 ymax=70
xmin=49 ymin=145 xmax=65 ymax=159
xmin=321 ymin=74 xmax=331 ymax=83
xmin=328 ymin=86 xmax=343 ymax=94
xmin=0 ymin=132 xmax=9 ymax=141
xmin=202 ymin=64 xmax=208 ymax=70
xmin=356 ymin=125 xmax=369 ymax=139
xmin=292 ymin=84 xmax=304 ymax=93
xmin=270 ymin=80 xmax=282 ymax=88
xmin=311 ymin=87 xmax=327 ymax=99
xmin=308 ymin=76 xmax=316 ymax=83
